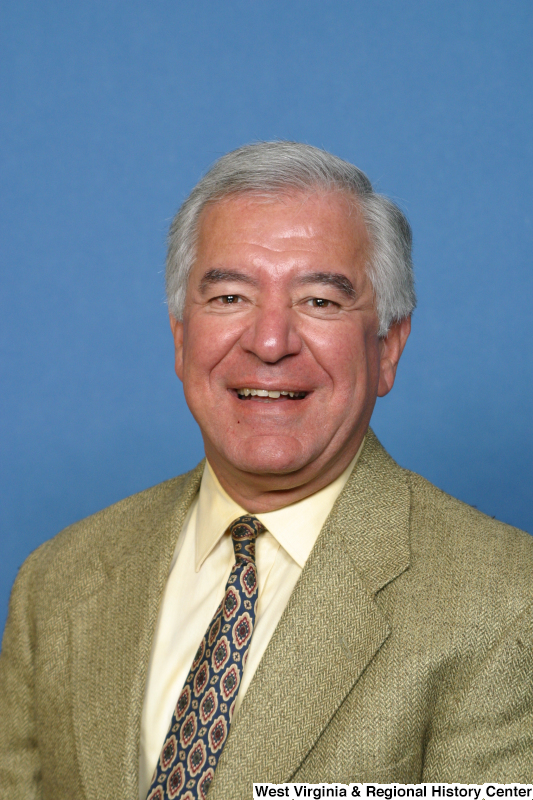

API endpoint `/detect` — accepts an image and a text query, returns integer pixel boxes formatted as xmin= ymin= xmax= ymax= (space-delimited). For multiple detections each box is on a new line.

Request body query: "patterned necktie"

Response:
xmin=146 ymin=515 xmax=266 ymax=800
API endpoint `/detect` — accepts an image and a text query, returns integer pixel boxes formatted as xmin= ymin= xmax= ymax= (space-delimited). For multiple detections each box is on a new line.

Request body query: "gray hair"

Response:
xmin=166 ymin=141 xmax=415 ymax=336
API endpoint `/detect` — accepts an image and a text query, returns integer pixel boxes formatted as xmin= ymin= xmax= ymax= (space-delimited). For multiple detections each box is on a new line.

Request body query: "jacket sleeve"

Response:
xmin=0 ymin=551 xmax=43 ymax=799
xmin=422 ymin=603 xmax=533 ymax=781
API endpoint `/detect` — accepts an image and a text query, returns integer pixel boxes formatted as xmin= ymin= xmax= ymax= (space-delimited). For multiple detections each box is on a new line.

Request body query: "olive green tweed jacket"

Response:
xmin=1 ymin=430 xmax=533 ymax=798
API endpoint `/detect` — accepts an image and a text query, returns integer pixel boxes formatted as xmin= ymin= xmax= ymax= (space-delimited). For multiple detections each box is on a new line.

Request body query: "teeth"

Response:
xmin=236 ymin=388 xmax=305 ymax=398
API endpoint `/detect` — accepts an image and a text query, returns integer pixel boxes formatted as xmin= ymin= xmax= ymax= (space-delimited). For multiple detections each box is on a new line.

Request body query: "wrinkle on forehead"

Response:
xmin=243 ymin=190 xmax=359 ymax=239
xmin=197 ymin=189 xmax=369 ymax=257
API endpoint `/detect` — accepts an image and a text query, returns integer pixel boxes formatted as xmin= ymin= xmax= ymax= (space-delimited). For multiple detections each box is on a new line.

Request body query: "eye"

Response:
xmin=207 ymin=292 xmax=248 ymax=312
xmin=307 ymin=297 xmax=335 ymax=308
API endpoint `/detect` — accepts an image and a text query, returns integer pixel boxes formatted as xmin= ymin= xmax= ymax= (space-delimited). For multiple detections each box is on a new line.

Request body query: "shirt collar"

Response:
xmin=195 ymin=438 xmax=365 ymax=572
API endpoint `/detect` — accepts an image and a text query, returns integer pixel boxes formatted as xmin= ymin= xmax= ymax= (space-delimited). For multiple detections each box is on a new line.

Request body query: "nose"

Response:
xmin=239 ymin=302 xmax=302 ymax=363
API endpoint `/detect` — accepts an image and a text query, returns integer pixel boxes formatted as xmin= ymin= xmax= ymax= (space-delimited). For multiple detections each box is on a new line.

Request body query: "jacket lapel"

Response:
xmin=209 ymin=431 xmax=411 ymax=799
xmin=70 ymin=465 xmax=203 ymax=800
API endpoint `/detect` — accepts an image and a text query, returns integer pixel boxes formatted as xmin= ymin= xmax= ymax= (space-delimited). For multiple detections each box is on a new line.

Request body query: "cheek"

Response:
xmin=307 ymin=324 xmax=380 ymax=392
xmin=182 ymin=316 xmax=243 ymax=382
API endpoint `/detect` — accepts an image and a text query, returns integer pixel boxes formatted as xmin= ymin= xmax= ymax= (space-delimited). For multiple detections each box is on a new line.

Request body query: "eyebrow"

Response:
xmin=297 ymin=272 xmax=356 ymax=299
xmin=198 ymin=268 xmax=356 ymax=300
xmin=198 ymin=269 xmax=259 ymax=293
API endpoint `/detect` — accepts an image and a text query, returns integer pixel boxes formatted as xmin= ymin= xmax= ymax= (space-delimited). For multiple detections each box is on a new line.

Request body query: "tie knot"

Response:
xmin=229 ymin=515 xmax=266 ymax=562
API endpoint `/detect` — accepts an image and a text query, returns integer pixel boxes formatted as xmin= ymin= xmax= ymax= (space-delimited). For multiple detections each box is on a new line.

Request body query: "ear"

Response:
xmin=169 ymin=313 xmax=184 ymax=382
xmin=377 ymin=316 xmax=411 ymax=397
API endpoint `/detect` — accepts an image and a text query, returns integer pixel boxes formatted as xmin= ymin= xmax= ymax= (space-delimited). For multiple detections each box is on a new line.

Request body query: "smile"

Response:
xmin=235 ymin=388 xmax=307 ymax=399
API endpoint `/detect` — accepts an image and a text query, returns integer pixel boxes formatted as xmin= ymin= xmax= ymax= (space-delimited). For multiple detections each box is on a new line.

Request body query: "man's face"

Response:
xmin=170 ymin=191 xmax=409 ymax=503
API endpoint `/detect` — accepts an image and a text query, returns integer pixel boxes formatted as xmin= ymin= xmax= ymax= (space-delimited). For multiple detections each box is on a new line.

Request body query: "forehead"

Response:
xmin=193 ymin=190 xmax=371 ymax=271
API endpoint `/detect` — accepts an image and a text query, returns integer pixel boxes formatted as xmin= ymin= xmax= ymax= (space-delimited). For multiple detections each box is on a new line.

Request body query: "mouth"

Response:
xmin=233 ymin=388 xmax=308 ymax=400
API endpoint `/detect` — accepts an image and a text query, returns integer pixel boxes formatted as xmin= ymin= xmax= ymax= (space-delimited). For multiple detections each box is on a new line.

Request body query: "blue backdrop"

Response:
xmin=1 ymin=0 xmax=532 ymax=634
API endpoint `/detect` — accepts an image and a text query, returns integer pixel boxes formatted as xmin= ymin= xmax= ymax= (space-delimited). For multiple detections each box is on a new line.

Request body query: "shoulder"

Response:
xmin=398 ymin=466 xmax=533 ymax=636
xmin=364 ymin=429 xmax=533 ymax=576
xmin=12 ymin=463 xmax=205 ymax=612
xmin=404 ymin=467 xmax=533 ymax=573
xmin=358 ymin=430 xmax=533 ymax=626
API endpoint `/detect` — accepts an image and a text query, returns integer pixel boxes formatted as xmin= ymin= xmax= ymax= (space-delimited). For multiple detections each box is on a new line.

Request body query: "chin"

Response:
xmin=220 ymin=436 xmax=314 ymax=477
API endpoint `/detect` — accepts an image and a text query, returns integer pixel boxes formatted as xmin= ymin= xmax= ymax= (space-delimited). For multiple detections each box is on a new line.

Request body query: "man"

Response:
xmin=1 ymin=142 xmax=532 ymax=798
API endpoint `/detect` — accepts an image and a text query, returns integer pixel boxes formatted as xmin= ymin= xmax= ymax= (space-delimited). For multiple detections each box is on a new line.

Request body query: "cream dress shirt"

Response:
xmin=139 ymin=443 xmax=363 ymax=797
